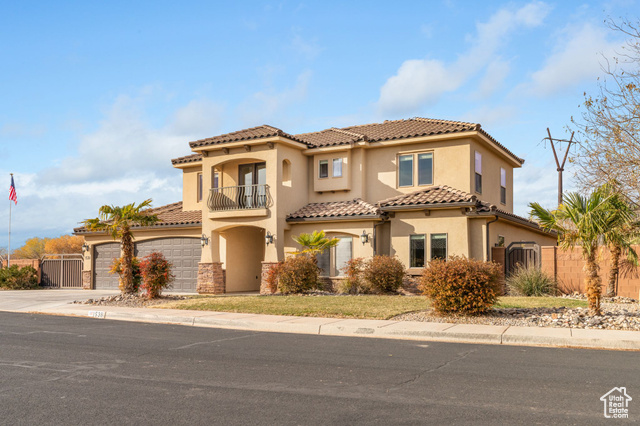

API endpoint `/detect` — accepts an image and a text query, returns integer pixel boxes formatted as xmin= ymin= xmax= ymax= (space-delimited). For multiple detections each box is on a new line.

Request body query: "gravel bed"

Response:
xmin=394 ymin=299 xmax=640 ymax=331
xmin=73 ymin=293 xmax=188 ymax=308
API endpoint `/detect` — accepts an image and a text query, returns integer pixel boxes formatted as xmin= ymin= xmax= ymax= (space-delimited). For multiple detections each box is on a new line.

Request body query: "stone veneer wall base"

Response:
xmin=197 ymin=262 xmax=225 ymax=294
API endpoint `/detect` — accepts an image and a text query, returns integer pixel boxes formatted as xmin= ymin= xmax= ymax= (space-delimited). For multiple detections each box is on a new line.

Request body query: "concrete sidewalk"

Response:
xmin=1 ymin=289 xmax=639 ymax=350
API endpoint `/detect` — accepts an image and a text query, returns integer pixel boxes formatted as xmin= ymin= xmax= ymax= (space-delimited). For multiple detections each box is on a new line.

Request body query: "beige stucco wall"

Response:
xmin=181 ymin=165 xmax=203 ymax=211
xmin=487 ymin=219 xmax=557 ymax=251
xmin=366 ymin=139 xmax=471 ymax=203
xmin=469 ymin=139 xmax=514 ymax=212
xmin=221 ymin=226 xmax=265 ymax=292
xmin=312 ymin=151 xmax=351 ymax=192
xmin=389 ymin=209 xmax=470 ymax=272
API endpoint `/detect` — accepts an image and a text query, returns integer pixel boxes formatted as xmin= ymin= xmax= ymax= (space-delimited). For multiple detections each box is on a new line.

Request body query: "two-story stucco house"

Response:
xmin=76 ymin=117 xmax=556 ymax=293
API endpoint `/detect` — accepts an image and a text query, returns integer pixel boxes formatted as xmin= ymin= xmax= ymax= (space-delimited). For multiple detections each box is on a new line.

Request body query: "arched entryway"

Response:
xmin=221 ymin=226 xmax=265 ymax=292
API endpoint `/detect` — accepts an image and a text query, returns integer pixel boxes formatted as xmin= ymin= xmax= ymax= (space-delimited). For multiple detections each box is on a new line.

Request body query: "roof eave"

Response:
xmin=466 ymin=211 xmax=557 ymax=235
xmin=286 ymin=214 xmax=382 ymax=223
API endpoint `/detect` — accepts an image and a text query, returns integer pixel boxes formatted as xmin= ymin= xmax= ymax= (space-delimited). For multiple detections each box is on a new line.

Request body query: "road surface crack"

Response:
xmin=386 ymin=349 xmax=476 ymax=392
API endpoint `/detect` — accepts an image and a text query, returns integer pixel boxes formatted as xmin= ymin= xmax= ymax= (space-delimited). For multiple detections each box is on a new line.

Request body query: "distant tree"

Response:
xmin=572 ymin=19 xmax=640 ymax=201
xmin=11 ymin=237 xmax=48 ymax=259
xmin=44 ymin=235 xmax=84 ymax=255
xmin=82 ymin=200 xmax=158 ymax=294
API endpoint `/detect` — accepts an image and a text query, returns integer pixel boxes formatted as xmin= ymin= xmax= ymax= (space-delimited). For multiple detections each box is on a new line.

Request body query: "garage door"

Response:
xmin=93 ymin=242 xmax=121 ymax=289
xmin=135 ymin=238 xmax=200 ymax=293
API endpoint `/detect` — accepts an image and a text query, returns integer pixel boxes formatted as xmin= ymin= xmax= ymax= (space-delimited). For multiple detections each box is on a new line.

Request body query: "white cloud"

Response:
xmin=461 ymin=104 xmax=517 ymax=128
xmin=528 ymin=22 xmax=623 ymax=95
xmin=291 ymin=30 xmax=322 ymax=59
xmin=513 ymin=160 xmax=578 ymax=216
xmin=474 ymin=59 xmax=511 ymax=99
xmin=377 ymin=1 xmax=550 ymax=115
xmin=0 ymin=92 xmax=224 ymax=248
xmin=238 ymin=70 xmax=312 ymax=126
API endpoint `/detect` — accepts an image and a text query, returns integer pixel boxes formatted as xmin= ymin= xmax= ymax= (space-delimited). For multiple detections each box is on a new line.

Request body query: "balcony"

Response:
xmin=208 ymin=184 xmax=273 ymax=216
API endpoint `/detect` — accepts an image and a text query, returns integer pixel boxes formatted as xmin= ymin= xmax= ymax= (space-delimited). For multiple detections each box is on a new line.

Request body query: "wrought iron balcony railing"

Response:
xmin=208 ymin=184 xmax=273 ymax=212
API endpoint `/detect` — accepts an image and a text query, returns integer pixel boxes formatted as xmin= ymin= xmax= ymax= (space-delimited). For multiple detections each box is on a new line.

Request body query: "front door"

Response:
xmin=238 ymin=162 xmax=266 ymax=208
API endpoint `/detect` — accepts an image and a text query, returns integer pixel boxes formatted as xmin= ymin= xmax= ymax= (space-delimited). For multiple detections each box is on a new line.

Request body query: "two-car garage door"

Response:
xmin=93 ymin=238 xmax=200 ymax=292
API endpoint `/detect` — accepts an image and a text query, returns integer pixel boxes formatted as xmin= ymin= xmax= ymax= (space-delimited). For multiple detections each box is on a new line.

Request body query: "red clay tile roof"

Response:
xmin=74 ymin=202 xmax=201 ymax=234
xmin=287 ymin=199 xmax=380 ymax=221
xmin=184 ymin=118 xmax=523 ymax=164
xmin=189 ymin=125 xmax=305 ymax=149
xmin=171 ymin=153 xmax=202 ymax=165
xmin=378 ymin=186 xmax=478 ymax=208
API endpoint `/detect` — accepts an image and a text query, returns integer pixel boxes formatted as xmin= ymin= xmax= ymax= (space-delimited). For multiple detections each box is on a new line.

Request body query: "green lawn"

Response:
xmin=156 ymin=295 xmax=587 ymax=320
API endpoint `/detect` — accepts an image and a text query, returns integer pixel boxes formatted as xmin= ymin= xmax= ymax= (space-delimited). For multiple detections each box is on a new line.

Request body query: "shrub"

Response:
xmin=265 ymin=262 xmax=283 ymax=294
xmin=0 ymin=265 xmax=39 ymax=289
xmin=507 ymin=266 xmax=557 ymax=296
xmin=419 ymin=256 xmax=503 ymax=315
xmin=337 ymin=257 xmax=371 ymax=294
xmin=110 ymin=257 xmax=142 ymax=293
xmin=362 ymin=255 xmax=405 ymax=293
xmin=139 ymin=252 xmax=175 ymax=299
xmin=277 ymin=255 xmax=320 ymax=294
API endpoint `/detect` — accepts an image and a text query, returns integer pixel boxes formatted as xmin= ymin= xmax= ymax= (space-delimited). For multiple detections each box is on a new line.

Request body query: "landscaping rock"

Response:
xmin=394 ymin=302 xmax=640 ymax=331
xmin=73 ymin=293 xmax=187 ymax=308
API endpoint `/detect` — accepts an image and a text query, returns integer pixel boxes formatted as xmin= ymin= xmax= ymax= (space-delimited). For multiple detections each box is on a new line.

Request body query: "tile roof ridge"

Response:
xmin=330 ymin=127 xmax=367 ymax=140
xmin=344 ymin=118 xmax=409 ymax=129
xmin=412 ymin=117 xmax=479 ymax=128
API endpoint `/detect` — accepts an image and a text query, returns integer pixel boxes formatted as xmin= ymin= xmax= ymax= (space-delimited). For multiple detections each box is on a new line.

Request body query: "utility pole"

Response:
xmin=544 ymin=128 xmax=575 ymax=208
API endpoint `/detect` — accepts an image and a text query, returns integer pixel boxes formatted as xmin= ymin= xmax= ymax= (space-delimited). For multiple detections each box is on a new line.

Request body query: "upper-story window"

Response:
xmin=197 ymin=173 xmax=203 ymax=202
xmin=319 ymin=160 xmax=329 ymax=179
xmin=333 ymin=158 xmax=343 ymax=177
xmin=212 ymin=171 xmax=220 ymax=189
xmin=500 ymin=167 xmax=506 ymax=204
xmin=398 ymin=152 xmax=433 ymax=187
xmin=475 ymin=151 xmax=482 ymax=194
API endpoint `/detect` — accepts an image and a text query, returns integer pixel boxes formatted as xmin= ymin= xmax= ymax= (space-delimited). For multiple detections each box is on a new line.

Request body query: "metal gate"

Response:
xmin=505 ymin=242 xmax=540 ymax=276
xmin=41 ymin=254 xmax=83 ymax=288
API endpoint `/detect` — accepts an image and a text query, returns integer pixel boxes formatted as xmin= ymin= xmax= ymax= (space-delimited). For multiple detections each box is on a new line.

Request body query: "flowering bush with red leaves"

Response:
xmin=419 ymin=256 xmax=503 ymax=315
xmin=139 ymin=252 xmax=175 ymax=299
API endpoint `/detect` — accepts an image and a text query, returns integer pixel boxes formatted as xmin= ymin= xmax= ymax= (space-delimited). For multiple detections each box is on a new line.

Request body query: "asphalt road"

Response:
xmin=0 ymin=312 xmax=637 ymax=425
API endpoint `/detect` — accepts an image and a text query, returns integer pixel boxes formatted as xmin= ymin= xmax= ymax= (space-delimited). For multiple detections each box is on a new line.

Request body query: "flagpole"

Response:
xmin=8 ymin=173 xmax=11 ymax=268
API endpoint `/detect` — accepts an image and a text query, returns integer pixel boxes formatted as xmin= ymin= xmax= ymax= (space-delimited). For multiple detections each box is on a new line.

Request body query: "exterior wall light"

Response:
xmin=81 ymin=243 xmax=89 ymax=253
xmin=360 ymin=230 xmax=369 ymax=245
xmin=200 ymin=234 xmax=209 ymax=248
xmin=265 ymin=231 xmax=274 ymax=246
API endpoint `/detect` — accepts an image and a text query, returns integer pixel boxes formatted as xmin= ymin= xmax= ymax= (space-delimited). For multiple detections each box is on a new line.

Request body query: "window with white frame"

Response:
xmin=475 ymin=152 xmax=482 ymax=193
xmin=398 ymin=154 xmax=413 ymax=187
xmin=316 ymin=236 xmax=353 ymax=277
xmin=332 ymin=158 xmax=343 ymax=177
xmin=418 ymin=153 xmax=433 ymax=185
xmin=500 ymin=167 xmax=506 ymax=204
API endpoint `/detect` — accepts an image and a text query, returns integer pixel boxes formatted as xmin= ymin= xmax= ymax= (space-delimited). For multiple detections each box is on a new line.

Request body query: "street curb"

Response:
xmin=12 ymin=306 xmax=640 ymax=351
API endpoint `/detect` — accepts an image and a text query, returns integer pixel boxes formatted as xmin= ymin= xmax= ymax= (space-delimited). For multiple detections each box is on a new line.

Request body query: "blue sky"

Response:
xmin=0 ymin=0 xmax=638 ymax=250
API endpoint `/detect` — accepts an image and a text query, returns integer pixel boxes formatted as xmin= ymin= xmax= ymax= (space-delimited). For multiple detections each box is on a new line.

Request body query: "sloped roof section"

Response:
xmin=378 ymin=185 xmax=477 ymax=208
xmin=74 ymin=202 xmax=201 ymax=234
xmin=189 ymin=125 xmax=305 ymax=149
xmin=171 ymin=153 xmax=203 ymax=165
xmin=287 ymin=199 xmax=380 ymax=221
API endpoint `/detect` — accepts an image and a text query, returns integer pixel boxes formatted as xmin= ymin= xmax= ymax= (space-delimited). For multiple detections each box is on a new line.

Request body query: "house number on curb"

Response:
xmin=88 ymin=311 xmax=106 ymax=319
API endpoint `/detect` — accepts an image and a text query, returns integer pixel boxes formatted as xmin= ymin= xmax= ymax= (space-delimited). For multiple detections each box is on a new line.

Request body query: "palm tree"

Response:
xmin=83 ymin=199 xmax=158 ymax=294
xmin=599 ymin=186 xmax=639 ymax=297
xmin=529 ymin=188 xmax=632 ymax=315
xmin=292 ymin=231 xmax=339 ymax=256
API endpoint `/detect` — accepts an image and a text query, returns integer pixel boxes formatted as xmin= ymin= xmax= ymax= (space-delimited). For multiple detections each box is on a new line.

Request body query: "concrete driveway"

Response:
xmin=0 ymin=289 xmax=120 ymax=312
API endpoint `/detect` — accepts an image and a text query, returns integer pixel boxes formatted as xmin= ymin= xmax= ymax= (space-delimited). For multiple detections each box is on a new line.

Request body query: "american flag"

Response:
xmin=9 ymin=175 xmax=17 ymax=205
